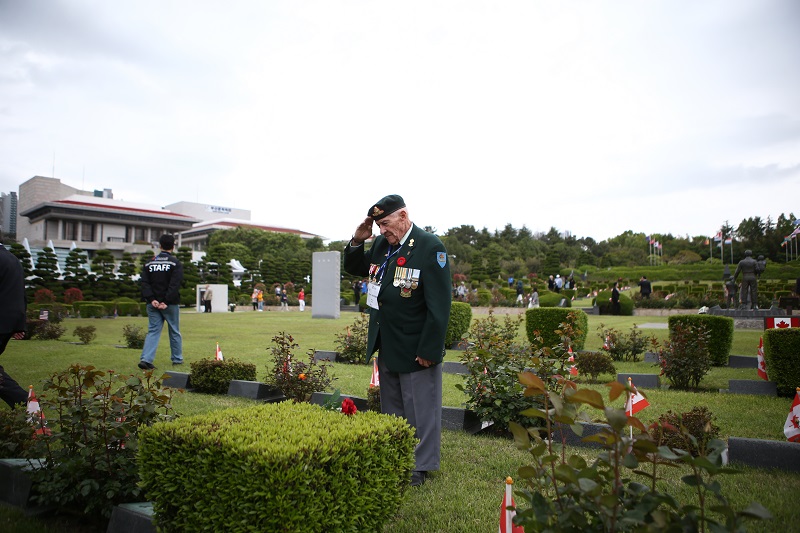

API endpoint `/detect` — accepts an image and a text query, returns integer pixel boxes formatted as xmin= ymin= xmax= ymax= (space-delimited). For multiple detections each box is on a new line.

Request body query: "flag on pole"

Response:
xmin=370 ymin=357 xmax=380 ymax=388
xmin=625 ymin=378 xmax=650 ymax=415
xmin=499 ymin=477 xmax=524 ymax=533
xmin=714 ymin=232 xmax=722 ymax=241
xmin=27 ymin=385 xmax=51 ymax=436
xmin=215 ymin=342 xmax=224 ymax=361
xmin=603 ymin=335 xmax=610 ymax=351
xmin=784 ymin=388 xmax=800 ymax=442
xmin=756 ymin=337 xmax=768 ymax=381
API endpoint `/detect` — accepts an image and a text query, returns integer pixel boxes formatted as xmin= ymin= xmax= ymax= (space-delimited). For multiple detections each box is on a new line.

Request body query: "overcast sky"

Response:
xmin=1 ymin=0 xmax=798 ymax=243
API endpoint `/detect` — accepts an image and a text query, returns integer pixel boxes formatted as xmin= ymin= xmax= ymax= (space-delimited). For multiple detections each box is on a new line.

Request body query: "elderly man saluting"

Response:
xmin=344 ymin=195 xmax=451 ymax=487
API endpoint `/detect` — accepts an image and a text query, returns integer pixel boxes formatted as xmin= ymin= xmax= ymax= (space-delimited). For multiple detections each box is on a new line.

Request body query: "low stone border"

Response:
xmin=442 ymin=361 xmax=468 ymax=375
xmin=616 ymin=373 xmax=659 ymax=388
xmin=727 ymin=437 xmax=800 ymax=473
xmin=0 ymin=458 xmax=36 ymax=508
xmin=721 ymin=379 xmax=776 ymax=396
xmin=728 ymin=355 xmax=757 ymax=368
xmin=313 ymin=350 xmax=338 ymax=363
xmin=162 ymin=371 xmax=191 ymax=390
xmin=107 ymin=502 xmax=156 ymax=533
xmin=227 ymin=380 xmax=285 ymax=402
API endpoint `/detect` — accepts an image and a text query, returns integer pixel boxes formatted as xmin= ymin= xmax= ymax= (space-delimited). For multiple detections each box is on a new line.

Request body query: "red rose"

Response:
xmin=397 ymin=256 xmax=406 ymax=266
xmin=341 ymin=397 xmax=357 ymax=415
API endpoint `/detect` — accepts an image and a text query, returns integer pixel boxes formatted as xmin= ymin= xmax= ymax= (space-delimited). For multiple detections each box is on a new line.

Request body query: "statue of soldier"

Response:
xmin=733 ymin=249 xmax=759 ymax=310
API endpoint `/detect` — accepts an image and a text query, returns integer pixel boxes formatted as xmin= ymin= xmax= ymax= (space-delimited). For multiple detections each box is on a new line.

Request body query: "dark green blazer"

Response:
xmin=344 ymin=224 xmax=451 ymax=373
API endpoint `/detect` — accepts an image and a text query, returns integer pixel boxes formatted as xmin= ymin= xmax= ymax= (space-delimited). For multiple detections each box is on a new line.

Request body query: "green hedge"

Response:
xmin=445 ymin=302 xmax=472 ymax=347
xmin=77 ymin=304 xmax=105 ymax=318
xmin=189 ymin=358 xmax=257 ymax=394
xmin=525 ymin=308 xmax=588 ymax=350
xmin=667 ymin=315 xmax=734 ymax=366
xmin=593 ymin=290 xmax=634 ymax=316
xmin=763 ymin=328 xmax=800 ymax=397
xmin=139 ymin=402 xmax=416 ymax=532
xmin=538 ymin=290 xmax=572 ymax=308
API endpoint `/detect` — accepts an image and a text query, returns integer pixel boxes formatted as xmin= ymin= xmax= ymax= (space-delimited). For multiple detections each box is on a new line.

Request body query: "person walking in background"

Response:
xmin=298 ymin=287 xmax=305 ymax=312
xmin=251 ymin=288 xmax=259 ymax=311
xmin=203 ymin=284 xmax=213 ymax=313
xmin=257 ymin=289 xmax=264 ymax=311
xmin=344 ymin=194 xmax=451 ymax=488
xmin=610 ymin=281 xmax=621 ymax=315
xmin=527 ymin=288 xmax=539 ymax=308
xmin=638 ymin=276 xmax=652 ymax=299
xmin=280 ymin=289 xmax=288 ymax=311
xmin=139 ymin=234 xmax=184 ymax=370
xmin=352 ymin=279 xmax=361 ymax=307
xmin=0 ymin=242 xmax=29 ymax=408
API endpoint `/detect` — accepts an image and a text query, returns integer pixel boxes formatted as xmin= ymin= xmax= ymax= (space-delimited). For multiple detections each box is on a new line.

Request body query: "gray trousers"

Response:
xmin=378 ymin=356 xmax=442 ymax=472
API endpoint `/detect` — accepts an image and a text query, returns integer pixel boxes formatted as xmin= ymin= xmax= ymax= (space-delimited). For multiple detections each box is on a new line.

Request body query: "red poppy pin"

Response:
xmin=397 ymin=256 xmax=406 ymax=266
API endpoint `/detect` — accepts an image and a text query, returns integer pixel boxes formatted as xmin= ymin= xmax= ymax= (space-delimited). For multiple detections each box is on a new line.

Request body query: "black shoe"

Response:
xmin=138 ymin=361 xmax=156 ymax=370
xmin=410 ymin=471 xmax=426 ymax=487
xmin=172 ymin=361 xmax=184 ymax=366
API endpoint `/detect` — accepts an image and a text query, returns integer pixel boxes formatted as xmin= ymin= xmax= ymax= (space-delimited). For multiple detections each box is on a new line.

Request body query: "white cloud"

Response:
xmin=0 ymin=0 xmax=797 ymax=243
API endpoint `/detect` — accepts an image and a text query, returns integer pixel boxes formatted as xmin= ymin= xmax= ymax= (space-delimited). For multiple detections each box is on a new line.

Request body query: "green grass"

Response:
xmin=1 ymin=308 xmax=797 ymax=532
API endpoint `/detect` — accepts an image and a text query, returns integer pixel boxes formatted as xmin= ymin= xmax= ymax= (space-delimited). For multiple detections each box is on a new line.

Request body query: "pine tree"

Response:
xmin=32 ymin=247 xmax=61 ymax=296
xmin=176 ymin=246 xmax=199 ymax=306
xmin=64 ymin=248 xmax=90 ymax=293
xmin=91 ymin=249 xmax=118 ymax=300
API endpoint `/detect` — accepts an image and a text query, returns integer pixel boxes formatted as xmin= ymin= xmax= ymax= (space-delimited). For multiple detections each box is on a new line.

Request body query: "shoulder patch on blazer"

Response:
xmin=437 ymin=252 xmax=447 ymax=268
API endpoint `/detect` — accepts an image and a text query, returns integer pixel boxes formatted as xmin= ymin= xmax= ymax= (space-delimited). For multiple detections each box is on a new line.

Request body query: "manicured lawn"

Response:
xmin=1 ymin=307 xmax=797 ymax=532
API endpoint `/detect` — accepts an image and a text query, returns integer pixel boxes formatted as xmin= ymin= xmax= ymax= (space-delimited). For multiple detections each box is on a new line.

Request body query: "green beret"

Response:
xmin=368 ymin=194 xmax=406 ymax=220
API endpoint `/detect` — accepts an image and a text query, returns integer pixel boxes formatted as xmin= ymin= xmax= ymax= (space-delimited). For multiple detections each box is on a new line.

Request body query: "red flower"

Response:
xmin=397 ymin=256 xmax=406 ymax=266
xmin=341 ymin=397 xmax=357 ymax=415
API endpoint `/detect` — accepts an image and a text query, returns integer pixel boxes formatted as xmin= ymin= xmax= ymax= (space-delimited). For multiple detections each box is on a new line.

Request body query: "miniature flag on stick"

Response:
xmin=370 ymin=357 xmax=380 ymax=388
xmin=756 ymin=337 xmax=768 ymax=381
xmin=625 ymin=377 xmax=650 ymax=415
xmin=499 ymin=477 xmax=524 ymax=533
xmin=567 ymin=346 xmax=578 ymax=376
xmin=785 ymin=388 xmax=800 ymax=443
xmin=27 ymin=385 xmax=51 ymax=436
xmin=215 ymin=342 xmax=224 ymax=361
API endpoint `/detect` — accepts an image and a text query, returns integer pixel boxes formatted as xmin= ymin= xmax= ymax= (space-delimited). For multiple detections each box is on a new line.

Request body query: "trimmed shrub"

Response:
xmin=139 ymin=402 xmax=416 ymax=532
xmin=189 ymin=358 xmax=257 ymax=395
xmin=75 ymin=303 xmax=105 ymax=318
xmin=593 ymin=290 xmax=634 ymax=315
xmin=659 ymin=322 xmax=711 ymax=389
xmin=525 ymin=308 xmax=589 ymax=351
xmin=653 ymin=406 xmax=721 ymax=457
xmin=115 ymin=302 xmax=141 ymax=316
xmin=34 ymin=321 xmax=66 ymax=340
xmin=538 ymin=290 xmax=572 ymax=308
xmin=445 ymin=301 xmax=472 ymax=347
xmin=122 ymin=324 xmax=146 ymax=349
xmin=668 ymin=314 xmax=733 ymax=366
xmin=334 ymin=313 xmax=369 ymax=364
xmin=72 ymin=325 xmax=97 ymax=344
xmin=763 ymin=328 xmax=800 ymax=397
xmin=575 ymin=351 xmax=616 ymax=382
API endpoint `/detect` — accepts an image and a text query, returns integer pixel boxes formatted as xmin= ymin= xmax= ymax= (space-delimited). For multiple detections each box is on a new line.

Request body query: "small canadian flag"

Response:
xmin=625 ymin=378 xmax=650 ymax=415
xmin=784 ymin=388 xmax=800 ymax=443
xmin=498 ymin=477 xmax=524 ymax=533
xmin=370 ymin=357 xmax=380 ymax=388
xmin=766 ymin=317 xmax=800 ymax=329
xmin=756 ymin=337 xmax=768 ymax=381
xmin=567 ymin=346 xmax=578 ymax=376
xmin=27 ymin=385 xmax=51 ymax=436
xmin=215 ymin=342 xmax=224 ymax=361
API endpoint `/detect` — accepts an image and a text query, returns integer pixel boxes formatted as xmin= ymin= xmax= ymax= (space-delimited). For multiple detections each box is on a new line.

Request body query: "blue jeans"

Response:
xmin=140 ymin=304 xmax=183 ymax=364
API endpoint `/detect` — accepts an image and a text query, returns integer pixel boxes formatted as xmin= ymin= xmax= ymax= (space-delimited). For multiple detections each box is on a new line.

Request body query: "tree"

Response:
xmin=176 ymin=246 xmax=200 ymax=307
xmin=90 ymin=249 xmax=118 ymax=300
xmin=63 ymin=248 xmax=90 ymax=294
xmin=31 ymin=247 xmax=61 ymax=296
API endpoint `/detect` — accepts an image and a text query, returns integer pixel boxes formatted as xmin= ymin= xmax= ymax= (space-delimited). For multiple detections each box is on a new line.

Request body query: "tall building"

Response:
xmin=0 ymin=192 xmax=17 ymax=237
xmin=17 ymin=176 xmax=199 ymax=260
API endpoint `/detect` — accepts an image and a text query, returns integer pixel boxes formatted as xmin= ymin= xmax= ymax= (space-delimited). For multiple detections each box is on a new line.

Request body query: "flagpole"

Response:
xmin=730 ymin=238 xmax=733 ymax=264
xmin=627 ymin=377 xmax=633 ymax=440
